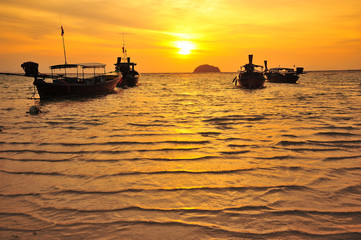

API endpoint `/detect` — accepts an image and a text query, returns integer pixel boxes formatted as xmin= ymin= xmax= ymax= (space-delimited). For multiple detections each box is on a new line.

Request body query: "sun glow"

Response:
xmin=175 ymin=41 xmax=195 ymax=55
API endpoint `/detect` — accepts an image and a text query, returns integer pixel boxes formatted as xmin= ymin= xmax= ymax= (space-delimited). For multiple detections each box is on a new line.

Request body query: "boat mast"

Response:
xmin=122 ymin=33 xmax=127 ymax=62
xmin=61 ymin=26 xmax=67 ymax=64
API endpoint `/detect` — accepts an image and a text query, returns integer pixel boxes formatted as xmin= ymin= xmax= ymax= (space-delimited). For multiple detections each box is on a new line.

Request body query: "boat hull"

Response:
xmin=117 ymin=75 xmax=139 ymax=88
xmin=35 ymin=76 xmax=121 ymax=99
xmin=266 ymin=73 xmax=299 ymax=83
xmin=236 ymin=72 xmax=265 ymax=89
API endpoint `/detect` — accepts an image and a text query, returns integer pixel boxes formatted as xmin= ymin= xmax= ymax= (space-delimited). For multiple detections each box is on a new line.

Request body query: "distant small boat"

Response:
xmin=22 ymin=61 xmax=121 ymax=100
xmin=115 ymin=57 xmax=139 ymax=88
xmin=115 ymin=35 xmax=139 ymax=88
xmin=233 ymin=55 xmax=265 ymax=89
xmin=264 ymin=61 xmax=304 ymax=83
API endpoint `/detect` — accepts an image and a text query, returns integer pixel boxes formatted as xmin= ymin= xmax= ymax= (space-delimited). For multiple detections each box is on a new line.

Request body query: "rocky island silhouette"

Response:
xmin=193 ymin=64 xmax=221 ymax=73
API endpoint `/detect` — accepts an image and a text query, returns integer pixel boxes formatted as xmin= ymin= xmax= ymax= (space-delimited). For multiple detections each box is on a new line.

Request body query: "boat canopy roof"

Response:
xmin=50 ymin=63 xmax=106 ymax=70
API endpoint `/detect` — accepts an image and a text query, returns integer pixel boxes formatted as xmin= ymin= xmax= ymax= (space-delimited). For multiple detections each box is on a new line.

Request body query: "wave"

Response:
xmin=0 ymin=167 xmax=262 ymax=178
xmin=0 ymin=166 xmax=308 ymax=179
xmin=137 ymin=147 xmax=201 ymax=152
xmin=315 ymin=131 xmax=358 ymax=137
xmin=7 ymin=185 xmax=311 ymax=196
xmin=308 ymin=140 xmax=361 ymax=148
xmin=227 ymin=144 xmax=252 ymax=147
xmin=2 ymin=204 xmax=361 ymax=218
xmin=257 ymin=155 xmax=296 ymax=160
xmin=277 ymin=141 xmax=308 ymax=146
xmin=277 ymin=140 xmax=361 ymax=152
xmin=335 ymin=184 xmax=361 ymax=195
xmin=83 ymin=155 xmax=218 ymax=162
xmin=281 ymin=134 xmax=298 ymax=138
xmin=220 ymin=150 xmax=250 ymax=155
xmin=284 ymin=147 xmax=341 ymax=152
xmin=0 ymin=169 xmax=87 ymax=178
xmin=0 ymin=149 xmax=132 ymax=154
xmin=2 ymin=205 xmax=272 ymax=215
xmin=95 ymin=167 xmax=271 ymax=178
xmin=323 ymin=155 xmax=361 ymax=161
xmin=1 ymin=213 xmax=360 ymax=240
xmin=1 ymin=140 xmax=210 ymax=147
xmin=0 ymin=147 xmax=206 ymax=155
xmin=319 ymin=126 xmax=356 ymax=130
xmin=127 ymin=123 xmax=174 ymax=127
xmin=0 ymin=141 xmax=35 ymax=145
xmin=109 ymin=132 xmax=188 ymax=137
xmin=0 ymin=156 xmax=74 ymax=162
xmin=0 ymin=184 xmax=311 ymax=198
xmin=203 ymin=114 xmax=267 ymax=123
xmin=331 ymin=167 xmax=361 ymax=172
xmin=198 ymin=131 xmax=221 ymax=137
xmin=309 ymin=140 xmax=361 ymax=144
xmin=0 ymin=192 xmax=41 ymax=197
xmin=163 ymin=140 xmax=209 ymax=144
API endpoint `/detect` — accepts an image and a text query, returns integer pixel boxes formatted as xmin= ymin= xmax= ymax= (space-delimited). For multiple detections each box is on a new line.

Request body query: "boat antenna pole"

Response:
xmin=61 ymin=26 xmax=67 ymax=64
xmin=122 ymin=33 xmax=127 ymax=62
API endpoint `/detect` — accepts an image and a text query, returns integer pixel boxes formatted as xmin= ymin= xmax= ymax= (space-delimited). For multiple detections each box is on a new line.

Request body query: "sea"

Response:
xmin=0 ymin=71 xmax=361 ymax=240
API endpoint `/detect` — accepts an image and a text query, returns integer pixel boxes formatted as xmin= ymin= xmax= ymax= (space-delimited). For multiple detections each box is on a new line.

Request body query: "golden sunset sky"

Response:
xmin=0 ymin=0 xmax=360 ymax=73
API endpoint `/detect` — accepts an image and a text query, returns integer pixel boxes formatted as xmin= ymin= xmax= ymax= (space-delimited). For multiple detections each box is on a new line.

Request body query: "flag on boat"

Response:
xmin=122 ymin=46 xmax=126 ymax=53
xmin=61 ymin=26 xmax=64 ymax=36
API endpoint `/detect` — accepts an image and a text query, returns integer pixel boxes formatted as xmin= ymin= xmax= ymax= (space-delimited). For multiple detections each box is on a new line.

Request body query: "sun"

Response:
xmin=175 ymin=41 xmax=195 ymax=55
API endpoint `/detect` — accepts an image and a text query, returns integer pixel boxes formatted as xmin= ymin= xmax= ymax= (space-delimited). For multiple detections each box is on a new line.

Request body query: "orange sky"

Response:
xmin=0 ymin=0 xmax=360 ymax=73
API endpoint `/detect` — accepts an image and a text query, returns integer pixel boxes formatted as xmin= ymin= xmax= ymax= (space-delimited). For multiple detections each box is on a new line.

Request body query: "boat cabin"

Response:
xmin=115 ymin=57 xmax=137 ymax=73
xmin=240 ymin=55 xmax=264 ymax=73
xmin=50 ymin=63 xmax=107 ymax=84
xmin=269 ymin=67 xmax=295 ymax=75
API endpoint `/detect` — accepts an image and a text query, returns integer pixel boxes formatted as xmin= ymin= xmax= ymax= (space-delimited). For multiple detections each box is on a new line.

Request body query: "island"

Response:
xmin=193 ymin=64 xmax=221 ymax=73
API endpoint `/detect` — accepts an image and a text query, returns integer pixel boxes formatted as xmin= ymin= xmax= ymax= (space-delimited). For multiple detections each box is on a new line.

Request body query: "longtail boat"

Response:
xmin=264 ymin=60 xmax=304 ymax=83
xmin=21 ymin=61 xmax=121 ymax=100
xmin=115 ymin=34 xmax=139 ymax=88
xmin=20 ymin=26 xmax=122 ymax=99
xmin=233 ymin=55 xmax=265 ymax=89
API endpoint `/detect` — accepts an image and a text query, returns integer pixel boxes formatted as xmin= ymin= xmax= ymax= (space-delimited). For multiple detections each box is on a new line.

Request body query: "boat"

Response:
xmin=21 ymin=61 xmax=121 ymax=100
xmin=115 ymin=34 xmax=139 ymax=88
xmin=264 ymin=60 xmax=304 ymax=83
xmin=233 ymin=55 xmax=265 ymax=89
xmin=19 ymin=26 xmax=121 ymax=100
xmin=115 ymin=57 xmax=139 ymax=87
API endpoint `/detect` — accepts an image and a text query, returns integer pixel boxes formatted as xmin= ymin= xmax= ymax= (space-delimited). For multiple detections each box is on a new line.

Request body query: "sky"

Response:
xmin=0 ymin=0 xmax=360 ymax=73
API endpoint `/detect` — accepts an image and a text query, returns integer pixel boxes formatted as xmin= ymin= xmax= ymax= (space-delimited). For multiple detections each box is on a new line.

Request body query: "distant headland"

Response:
xmin=193 ymin=64 xmax=221 ymax=73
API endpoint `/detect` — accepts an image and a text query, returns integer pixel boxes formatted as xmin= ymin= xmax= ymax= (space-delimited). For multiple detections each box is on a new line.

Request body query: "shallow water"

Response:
xmin=0 ymin=71 xmax=361 ymax=239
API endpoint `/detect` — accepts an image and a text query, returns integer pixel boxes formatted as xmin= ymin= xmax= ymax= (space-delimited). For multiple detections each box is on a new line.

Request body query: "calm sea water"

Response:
xmin=0 ymin=71 xmax=361 ymax=239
